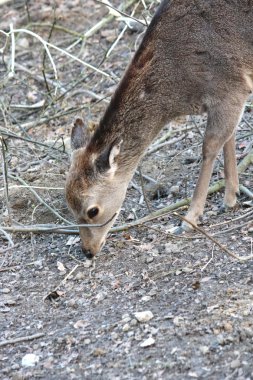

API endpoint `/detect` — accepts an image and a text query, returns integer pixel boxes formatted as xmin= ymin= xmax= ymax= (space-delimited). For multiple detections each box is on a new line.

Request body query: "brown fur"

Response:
xmin=66 ymin=0 xmax=253 ymax=256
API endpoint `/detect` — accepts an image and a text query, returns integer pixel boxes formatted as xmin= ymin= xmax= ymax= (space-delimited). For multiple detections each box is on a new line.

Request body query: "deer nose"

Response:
xmin=81 ymin=247 xmax=94 ymax=259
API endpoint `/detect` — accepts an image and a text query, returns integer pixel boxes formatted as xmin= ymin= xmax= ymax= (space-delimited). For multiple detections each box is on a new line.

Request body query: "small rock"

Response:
xmin=171 ymin=185 xmax=180 ymax=195
xmin=122 ymin=313 xmax=130 ymax=320
xmin=173 ymin=316 xmax=184 ymax=326
xmin=0 ymin=306 xmax=10 ymax=313
xmin=75 ymin=272 xmax=85 ymax=281
xmin=1 ymin=288 xmax=11 ymax=294
xmin=17 ymin=37 xmax=29 ymax=49
xmin=164 ymin=243 xmax=180 ymax=254
xmin=21 ymin=353 xmax=39 ymax=367
xmin=141 ymin=295 xmax=152 ymax=302
xmin=199 ymin=346 xmax=209 ymax=355
xmin=84 ymin=338 xmax=91 ymax=345
xmin=223 ymin=322 xmax=233 ymax=333
xmin=140 ymin=337 xmax=155 ymax=348
xmin=66 ymin=236 xmax=80 ymax=246
xmin=93 ymin=348 xmax=107 ymax=357
xmin=3 ymin=299 xmax=16 ymax=306
xmin=11 ymin=363 xmax=20 ymax=370
xmin=230 ymin=359 xmax=241 ymax=369
xmin=188 ymin=371 xmax=199 ymax=378
xmin=130 ymin=319 xmax=138 ymax=327
xmin=111 ymin=332 xmax=119 ymax=340
xmin=33 ymin=260 xmax=43 ymax=269
xmin=122 ymin=323 xmax=130 ymax=332
xmin=74 ymin=320 xmax=88 ymax=329
xmin=146 ymin=256 xmax=154 ymax=264
xmin=95 ymin=292 xmax=107 ymax=303
xmin=122 ymin=316 xmax=131 ymax=324
xmin=146 ymin=183 xmax=169 ymax=200
xmin=217 ymin=334 xmax=225 ymax=345
xmin=67 ymin=299 xmax=78 ymax=309
xmin=27 ymin=91 xmax=38 ymax=103
xmin=135 ymin=311 xmax=154 ymax=323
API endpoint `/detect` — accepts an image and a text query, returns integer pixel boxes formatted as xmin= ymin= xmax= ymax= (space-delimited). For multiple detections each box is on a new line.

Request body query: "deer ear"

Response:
xmin=71 ymin=118 xmax=91 ymax=150
xmin=96 ymin=139 xmax=123 ymax=175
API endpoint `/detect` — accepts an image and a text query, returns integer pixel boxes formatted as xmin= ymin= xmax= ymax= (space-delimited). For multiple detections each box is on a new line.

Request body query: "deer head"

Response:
xmin=65 ymin=118 xmax=129 ymax=258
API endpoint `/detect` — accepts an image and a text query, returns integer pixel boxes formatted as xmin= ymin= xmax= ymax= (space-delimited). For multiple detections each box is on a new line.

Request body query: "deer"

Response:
xmin=65 ymin=0 xmax=253 ymax=258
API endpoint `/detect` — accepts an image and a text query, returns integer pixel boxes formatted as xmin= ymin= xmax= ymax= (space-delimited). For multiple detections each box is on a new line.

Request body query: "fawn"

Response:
xmin=66 ymin=0 xmax=253 ymax=258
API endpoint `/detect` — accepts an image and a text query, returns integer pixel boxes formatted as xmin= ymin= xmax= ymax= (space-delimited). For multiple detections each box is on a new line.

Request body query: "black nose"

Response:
xmin=82 ymin=247 xmax=93 ymax=259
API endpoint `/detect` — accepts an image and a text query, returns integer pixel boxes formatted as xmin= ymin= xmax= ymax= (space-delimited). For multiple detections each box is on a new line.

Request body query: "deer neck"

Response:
xmin=88 ymin=70 xmax=169 ymax=176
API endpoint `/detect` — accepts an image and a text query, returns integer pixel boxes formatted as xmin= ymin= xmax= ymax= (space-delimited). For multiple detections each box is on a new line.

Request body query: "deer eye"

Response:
xmin=87 ymin=207 xmax=99 ymax=219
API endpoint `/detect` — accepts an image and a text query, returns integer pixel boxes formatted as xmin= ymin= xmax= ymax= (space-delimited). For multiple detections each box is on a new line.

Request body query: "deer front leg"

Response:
xmin=223 ymin=133 xmax=239 ymax=208
xmin=181 ymin=131 xmax=222 ymax=230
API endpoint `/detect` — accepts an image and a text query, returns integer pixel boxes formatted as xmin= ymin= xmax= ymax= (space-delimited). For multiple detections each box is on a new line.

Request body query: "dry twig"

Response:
xmin=0 ymin=333 xmax=45 ymax=347
xmin=173 ymin=212 xmax=253 ymax=262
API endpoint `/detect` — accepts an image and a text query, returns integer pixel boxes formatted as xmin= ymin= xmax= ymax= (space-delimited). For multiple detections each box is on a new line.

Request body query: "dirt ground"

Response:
xmin=1 ymin=1 xmax=253 ymax=379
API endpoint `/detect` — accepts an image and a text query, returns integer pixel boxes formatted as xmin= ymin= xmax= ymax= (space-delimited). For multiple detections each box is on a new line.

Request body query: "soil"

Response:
xmin=0 ymin=1 xmax=253 ymax=379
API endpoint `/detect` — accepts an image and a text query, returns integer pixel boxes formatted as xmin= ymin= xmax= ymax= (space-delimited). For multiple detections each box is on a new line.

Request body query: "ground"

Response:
xmin=0 ymin=1 xmax=253 ymax=379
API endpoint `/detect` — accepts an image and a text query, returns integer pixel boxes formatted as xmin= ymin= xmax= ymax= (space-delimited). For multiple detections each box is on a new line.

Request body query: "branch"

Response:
xmin=173 ymin=212 xmax=253 ymax=262
xmin=0 ymin=333 xmax=45 ymax=348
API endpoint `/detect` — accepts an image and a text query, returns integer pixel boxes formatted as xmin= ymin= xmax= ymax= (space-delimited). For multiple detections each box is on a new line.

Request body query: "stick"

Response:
xmin=0 ymin=333 xmax=45 ymax=347
xmin=239 ymin=184 xmax=253 ymax=199
xmin=95 ymin=0 xmax=147 ymax=26
xmin=44 ymin=264 xmax=79 ymax=301
xmin=84 ymin=0 xmax=137 ymax=38
xmin=0 ymin=137 xmax=11 ymax=221
xmin=1 ymin=150 xmax=252 ymax=236
xmin=173 ymin=212 xmax=253 ymax=261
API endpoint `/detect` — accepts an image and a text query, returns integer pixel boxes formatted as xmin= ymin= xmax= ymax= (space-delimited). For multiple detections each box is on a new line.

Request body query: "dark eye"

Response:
xmin=87 ymin=207 xmax=99 ymax=219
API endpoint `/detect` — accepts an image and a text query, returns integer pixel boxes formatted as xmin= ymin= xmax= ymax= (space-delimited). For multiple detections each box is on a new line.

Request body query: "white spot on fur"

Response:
xmin=139 ymin=91 xmax=146 ymax=100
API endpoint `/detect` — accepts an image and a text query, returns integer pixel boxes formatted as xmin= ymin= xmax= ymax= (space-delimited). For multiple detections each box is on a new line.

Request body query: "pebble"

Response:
xmin=1 ymin=288 xmax=11 ymax=294
xmin=170 ymin=185 xmax=180 ymax=195
xmin=93 ymin=348 xmax=107 ymax=357
xmin=68 ymin=299 xmax=78 ymax=309
xmin=135 ymin=311 xmax=154 ymax=323
xmin=199 ymin=346 xmax=209 ymax=355
xmin=146 ymin=256 xmax=154 ymax=264
xmin=95 ymin=292 xmax=107 ymax=302
xmin=217 ymin=334 xmax=225 ymax=345
xmin=130 ymin=319 xmax=138 ymax=327
xmin=141 ymin=296 xmax=152 ymax=302
xmin=21 ymin=353 xmax=39 ymax=367
xmin=164 ymin=243 xmax=180 ymax=254
xmin=173 ymin=316 xmax=184 ymax=326
xmin=111 ymin=332 xmax=119 ymax=341
xmin=223 ymin=322 xmax=233 ymax=333
xmin=140 ymin=337 xmax=155 ymax=348
xmin=75 ymin=272 xmax=86 ymax=280
xmin=122 ymin=323 xmax=130 ymax=332
xmin=230 ymin=359 xmax=241 ymax=369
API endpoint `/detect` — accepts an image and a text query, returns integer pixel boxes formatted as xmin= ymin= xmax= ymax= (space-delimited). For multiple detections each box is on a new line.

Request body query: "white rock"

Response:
xmin=140 ymin=337 xmax=155 ymax=348
xmin=21 ymin=353 xmax=39 ymax=367
xmin=122 ymin=323 xmax=130 ymax=332
xmin=173 ymin=316 xmax=184 ymax=326
xmin=134 ymin=311 xmax=154 ymax=323
xmin=141 ymin=296 xmax=152 ymax=302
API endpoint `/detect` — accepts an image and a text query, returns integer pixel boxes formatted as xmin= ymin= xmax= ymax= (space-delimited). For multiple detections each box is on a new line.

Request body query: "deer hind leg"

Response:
xmin=223 ymin=132 xmax=239 ymax=208
xmin=181 ymin=96 xmax=246 ymax=231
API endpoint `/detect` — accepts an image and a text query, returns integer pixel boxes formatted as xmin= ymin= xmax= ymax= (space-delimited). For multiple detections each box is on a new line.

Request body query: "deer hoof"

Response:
xmin=218 ymin=202 xmax=240 ymax=215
